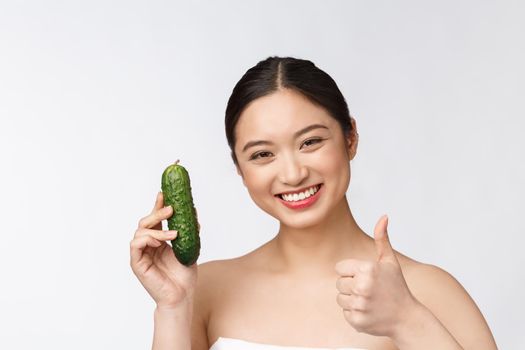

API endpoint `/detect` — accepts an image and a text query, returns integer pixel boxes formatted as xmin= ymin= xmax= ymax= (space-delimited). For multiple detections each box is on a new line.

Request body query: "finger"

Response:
xmin=335 ymin=258 xmax=365 ymax=277
xmin=337 ymin=293 xmax=367 ymax=312
xmin=134 ymin=227 xmax=178 ymax=241
xmin=336 ymin=276 xmax=356 ymax=294
xmin=337 ymin=275 xmax=371 ymax=296
xmin=374 ymin=214 xmax=397 ymax=263
xmin=130 ymin=235 xmax=162 ymax=267
xmin=343 ymin=309 xmax=368 ymax=332
xmin=138 ymin=205 xmax=173 ymax=229
xmin=151 ymin=191 xmax=164 ymax=214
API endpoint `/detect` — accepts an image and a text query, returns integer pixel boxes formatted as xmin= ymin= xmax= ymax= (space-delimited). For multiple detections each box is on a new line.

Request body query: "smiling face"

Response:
xmin=233 ymin=88 xmax=358 ymax=229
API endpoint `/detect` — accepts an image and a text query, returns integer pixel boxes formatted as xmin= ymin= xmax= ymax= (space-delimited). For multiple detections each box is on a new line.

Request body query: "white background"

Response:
xmin=1 ymin=1 xmax=523 ymax=349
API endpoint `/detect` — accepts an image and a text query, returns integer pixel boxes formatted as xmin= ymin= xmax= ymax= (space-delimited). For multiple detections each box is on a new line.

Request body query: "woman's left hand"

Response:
xmin=335 ymin=215 xmax=420 ymax=338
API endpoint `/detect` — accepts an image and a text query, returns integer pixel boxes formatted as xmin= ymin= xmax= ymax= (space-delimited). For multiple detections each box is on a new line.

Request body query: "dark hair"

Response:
xmin=225 ymin=56 xmax=353 ymax=166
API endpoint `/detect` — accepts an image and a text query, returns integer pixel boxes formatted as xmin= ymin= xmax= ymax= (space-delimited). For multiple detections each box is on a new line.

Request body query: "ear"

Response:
xmin=346 ymin=117 xmax=359 ymax=160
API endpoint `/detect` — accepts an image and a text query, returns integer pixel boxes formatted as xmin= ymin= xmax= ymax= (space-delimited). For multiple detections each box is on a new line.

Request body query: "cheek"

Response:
xmin=316 ymin=144 xmax=351 ymax=191
xmin=316 ymin=144 xmax=349 ymax=174
xmin=242 ymin=166 xmax=272 ymax=195
xmin=240 ymin=166 xmax=281 ymax=217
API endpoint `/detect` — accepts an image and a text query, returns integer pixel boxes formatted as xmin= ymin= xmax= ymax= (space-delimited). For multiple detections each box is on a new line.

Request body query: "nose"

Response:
xmin=278 ymin=154 xmax=309 ymax=186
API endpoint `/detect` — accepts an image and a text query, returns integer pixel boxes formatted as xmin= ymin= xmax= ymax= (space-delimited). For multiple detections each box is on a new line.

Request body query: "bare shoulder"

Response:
xmin=399 ymin=257 xmax=498 ymax=349
xmin=193 ymin=258 xmax=238 ymax=312
xmin=401 ymin=259 xmax=478 ymax=313
xmin=196 ymin=257 xmax=242 ymax=290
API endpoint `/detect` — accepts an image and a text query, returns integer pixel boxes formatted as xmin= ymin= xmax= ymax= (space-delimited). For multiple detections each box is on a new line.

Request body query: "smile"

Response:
xmin=277 ymin=184 xmax=322 ymax=202
xmin=275 ymin=184 xmax=323 ymax=210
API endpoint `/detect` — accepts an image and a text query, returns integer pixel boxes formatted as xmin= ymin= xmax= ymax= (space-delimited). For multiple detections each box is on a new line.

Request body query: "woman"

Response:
xmin=130 ymin=56 xmax=498 ymax=350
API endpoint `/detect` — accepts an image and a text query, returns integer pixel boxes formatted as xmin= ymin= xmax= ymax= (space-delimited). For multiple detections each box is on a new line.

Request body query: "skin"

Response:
xmin=193 ymin=88 xmax=497 ymax=349
xmin=130 ymin=88 xmax=498 ymax=350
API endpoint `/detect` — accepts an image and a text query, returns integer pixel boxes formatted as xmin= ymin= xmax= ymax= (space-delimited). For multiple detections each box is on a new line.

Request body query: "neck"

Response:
xmin=270 ymin=195 xmax=373 ymax=277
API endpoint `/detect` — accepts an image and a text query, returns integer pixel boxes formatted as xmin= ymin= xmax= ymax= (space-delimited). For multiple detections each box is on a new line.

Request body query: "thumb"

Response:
xmin=374 ymin=214 xmax=397 ymax=263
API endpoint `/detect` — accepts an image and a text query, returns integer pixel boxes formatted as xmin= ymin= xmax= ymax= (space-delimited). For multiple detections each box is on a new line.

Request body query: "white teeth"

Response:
xmin=280 ymin=185 xmax=320 ymax=202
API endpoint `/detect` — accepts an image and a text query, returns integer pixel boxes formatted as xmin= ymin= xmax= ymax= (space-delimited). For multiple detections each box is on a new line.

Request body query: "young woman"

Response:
xmin=130 ymin=56 xmax=498 ymax=350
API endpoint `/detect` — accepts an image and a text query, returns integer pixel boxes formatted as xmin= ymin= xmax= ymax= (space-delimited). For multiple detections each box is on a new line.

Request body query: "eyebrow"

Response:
xmin=241 ymin=123 xmax=328 ymax=153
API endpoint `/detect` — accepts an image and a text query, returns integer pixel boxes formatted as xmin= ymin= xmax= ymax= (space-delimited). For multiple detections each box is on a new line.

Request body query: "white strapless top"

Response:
xmin=210 ymin=337 xmax=367 ymax=350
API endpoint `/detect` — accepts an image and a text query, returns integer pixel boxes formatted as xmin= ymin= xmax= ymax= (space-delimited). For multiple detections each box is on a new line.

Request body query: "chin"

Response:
xmin=277 ymin=215 xmax=324 ymax=230
xmin=261 ymin=201 xmax=333 ymax=230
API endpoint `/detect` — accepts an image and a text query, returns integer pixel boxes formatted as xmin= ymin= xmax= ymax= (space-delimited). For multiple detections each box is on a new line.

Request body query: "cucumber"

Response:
xmin=161 ymin=160 xmax=200 ymax=266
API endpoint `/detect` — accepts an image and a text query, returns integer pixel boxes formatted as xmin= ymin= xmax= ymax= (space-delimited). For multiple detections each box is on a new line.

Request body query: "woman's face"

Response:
xmin=234 ymin=88 xmax=358 ymax=229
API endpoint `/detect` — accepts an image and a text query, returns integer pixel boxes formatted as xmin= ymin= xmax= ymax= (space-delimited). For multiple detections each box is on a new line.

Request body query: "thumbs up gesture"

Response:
xmin=335 ymin=215 xmax=419 ymax=338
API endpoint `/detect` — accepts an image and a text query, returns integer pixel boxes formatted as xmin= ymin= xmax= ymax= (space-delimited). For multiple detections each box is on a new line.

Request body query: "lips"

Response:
xmin=275 ymin=184 xmax=323 ymax=210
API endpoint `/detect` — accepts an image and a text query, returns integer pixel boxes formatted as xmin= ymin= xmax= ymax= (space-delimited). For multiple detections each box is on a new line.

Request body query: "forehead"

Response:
xmin=235 ymin=89 xmax=336 ymax=144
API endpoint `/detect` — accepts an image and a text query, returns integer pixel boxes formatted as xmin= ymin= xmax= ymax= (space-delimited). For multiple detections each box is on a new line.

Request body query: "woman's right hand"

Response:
xmin=130 ymin=192 xmax=198 ymax=309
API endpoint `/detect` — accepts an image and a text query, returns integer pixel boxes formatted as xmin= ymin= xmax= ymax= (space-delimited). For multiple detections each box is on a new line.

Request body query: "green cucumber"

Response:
xmin=161 ymin=160 xmax=200 ymax=266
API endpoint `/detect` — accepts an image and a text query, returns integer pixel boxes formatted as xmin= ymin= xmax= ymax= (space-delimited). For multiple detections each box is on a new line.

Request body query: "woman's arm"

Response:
xmin=400 ymin=263 xmax=498 ymax=350
xmin=335 ymin=216 xmax=497 ymax=350
xmin=152 ymin=301 xmax=193 ymax=350
xmin=152 ymin=260 xmax=213 ymax=350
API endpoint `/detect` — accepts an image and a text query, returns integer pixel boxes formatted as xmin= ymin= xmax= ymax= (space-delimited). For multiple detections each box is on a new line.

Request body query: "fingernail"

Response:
xmin=167 ymin=231 xmax=177 ymax=237
xmin=164 ymin=206 xmax=172 ymax=212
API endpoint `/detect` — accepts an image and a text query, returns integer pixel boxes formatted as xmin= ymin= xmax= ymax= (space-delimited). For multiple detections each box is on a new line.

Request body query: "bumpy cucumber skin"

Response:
xmin=161 ymin=163 xmax=200 ymax=266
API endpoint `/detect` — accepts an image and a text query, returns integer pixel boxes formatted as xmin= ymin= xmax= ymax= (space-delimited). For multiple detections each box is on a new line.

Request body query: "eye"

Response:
xmin=249 ymin=151 xmax=273 ymax=160
xmin=301 ymin=137 xmax=324 ymax=148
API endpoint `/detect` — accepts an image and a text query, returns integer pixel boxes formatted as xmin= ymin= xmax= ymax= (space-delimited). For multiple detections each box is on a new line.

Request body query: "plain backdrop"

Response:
xmin=1 ymin=1 xmax=523 ymax=349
